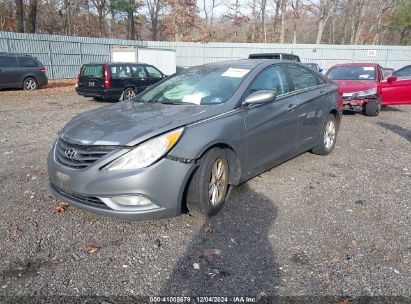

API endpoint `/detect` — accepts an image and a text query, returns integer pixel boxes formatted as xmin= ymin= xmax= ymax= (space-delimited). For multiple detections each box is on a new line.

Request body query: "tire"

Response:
xmin=186 ymin=148 xmax=229 ymax=217
xmin=93 ymin=97 xmax=104 ymax=101
xmin=23 ymin=77 xmax=38 ymax=90
xmin=312 ymin=114 xmax=338 ymax=155
xmin=123 ymin=88 xmax=136 ymax=100
xmin=364 ymin=98 xmax=381 ymax=117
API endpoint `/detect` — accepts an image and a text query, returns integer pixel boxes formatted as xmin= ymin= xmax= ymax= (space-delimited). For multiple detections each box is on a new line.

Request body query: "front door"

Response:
xmin=243 ymin=65 xmax=299 ymax=175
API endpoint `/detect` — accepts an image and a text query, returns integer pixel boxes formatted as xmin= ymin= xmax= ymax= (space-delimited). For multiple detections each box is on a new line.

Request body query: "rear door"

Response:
xmin=285 ymin=64 xmax=330 ymax=150
xmin=243 ymin=64 xmax=298 ymax=174
xmin=131 ymin=64 xmax=151 ymax=93
xmin=78 ymin=64 xmax=105 ymax=90
xmin=0 ymin=56 xmax=20 ymax=88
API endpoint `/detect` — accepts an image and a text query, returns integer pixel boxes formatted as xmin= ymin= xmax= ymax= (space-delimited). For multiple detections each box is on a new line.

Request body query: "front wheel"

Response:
xmin=364 ymin=98 xmax=381 ymax=117
xmin=23 ymin=77 xmax=38 ymax=90
xmin=312 ymin=114 xmax=338 ymax=155
xmin=186 ymin=148 xmax=229 ymax=217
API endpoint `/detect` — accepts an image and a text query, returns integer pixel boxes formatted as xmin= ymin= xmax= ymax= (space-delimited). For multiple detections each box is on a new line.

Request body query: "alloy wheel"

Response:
xmin=25 ymin=79 xmax=37 ymax=90
xmin=208 ymin=159 xmax=227 ymax=206
xmin=324 ymin=121 xmax=336 ymax=149
xmin=125 ymin=89 xmax=136 ymax=100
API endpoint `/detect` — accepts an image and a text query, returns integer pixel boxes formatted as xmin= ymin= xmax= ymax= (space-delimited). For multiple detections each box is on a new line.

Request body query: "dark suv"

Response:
xmin=0 ymin=53 xmax=48 ymax=90
xmin=75 ymin=63 xmax=166 ymax=101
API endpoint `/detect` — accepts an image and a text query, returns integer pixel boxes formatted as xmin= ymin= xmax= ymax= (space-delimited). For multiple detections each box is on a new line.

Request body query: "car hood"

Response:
xmin=332 ymin=80 xmax=378 ymax=93
xmin=59 ymin=101 xmax=222 ymax=146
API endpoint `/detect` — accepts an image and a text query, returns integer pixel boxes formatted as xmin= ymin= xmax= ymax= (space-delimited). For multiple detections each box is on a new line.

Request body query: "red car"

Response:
xmin=378 ymin=65 xmax=411 ymax=106
xmin=326 ymin=63 xmax=384 ymax=116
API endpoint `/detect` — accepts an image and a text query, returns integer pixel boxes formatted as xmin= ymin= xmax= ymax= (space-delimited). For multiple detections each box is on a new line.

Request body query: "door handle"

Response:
xmin=288 ymin=104 xmax=298 ymax=111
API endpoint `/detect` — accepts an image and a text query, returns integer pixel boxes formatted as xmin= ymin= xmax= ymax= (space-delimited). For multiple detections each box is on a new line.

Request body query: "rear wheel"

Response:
xmin=123 ymin=88 xmax=136 ymax=100
xmin=23 ymin=77 xmax=38 ymax=90
xmin=186 ymin=148 xmax=229 ymax=217
xmin=364 ymin=98 xmax=381 ymax=117
xmin=312 ymin=114 xmax=338 ymax=155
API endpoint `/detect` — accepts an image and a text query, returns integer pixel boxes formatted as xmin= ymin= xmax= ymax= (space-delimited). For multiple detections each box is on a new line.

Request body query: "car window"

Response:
xmin=248 ymin=66 xmax=289 ymax=96
xmin=18 ymin=57 xmax=38 ymax=67
xmin=131 ymin=65 xmax=147 ymax=78
xmin=288 ymin=65 xmax=318 ymax=90
xmin=81 ymin=65 xmax=104 ymax=78
xmin=0 ymin=56 xmax=18 ymax=68
xmin=395 ymin=66 xmax=411 ymax=78
xmin=111 ymin=65 xmax=131 ymax=78
xmin=145 ymin=66 xmax=163 ymax=78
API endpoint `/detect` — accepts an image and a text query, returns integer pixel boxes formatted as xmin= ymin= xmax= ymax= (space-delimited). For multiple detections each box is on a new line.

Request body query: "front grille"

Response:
xmin=55 ymin=139 xmax=117 ymax=169
xmin=51 ymin=183 xmax=110 ymax=210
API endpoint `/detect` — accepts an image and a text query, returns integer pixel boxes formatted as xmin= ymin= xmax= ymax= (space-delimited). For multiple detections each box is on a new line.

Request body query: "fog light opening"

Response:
xmin=101 ymin=195 xmax=152 ymax=207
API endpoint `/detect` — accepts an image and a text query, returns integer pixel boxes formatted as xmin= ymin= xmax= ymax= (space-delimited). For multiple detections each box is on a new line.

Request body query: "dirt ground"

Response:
xmin=0 ymin=81 xmax=410 ymax=302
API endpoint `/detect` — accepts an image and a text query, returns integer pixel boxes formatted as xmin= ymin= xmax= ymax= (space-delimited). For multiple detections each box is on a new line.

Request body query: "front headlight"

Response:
xmin=102 ymin=128 xmax=184 ymax=171
xmin=356 ymin=87 xmax=377 ymax=98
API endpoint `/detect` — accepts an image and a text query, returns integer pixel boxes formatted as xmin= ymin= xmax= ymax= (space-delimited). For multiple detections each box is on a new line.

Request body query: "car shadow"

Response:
xmin=158 ymin=184 xmax=280 ymax=297
xmin=381 ymin=106 xmax=404 ymax=112
xmin=377 ymin=122 xmax=411 ymax=142
xmin=342 ymin=110 xmax=357 ymax=115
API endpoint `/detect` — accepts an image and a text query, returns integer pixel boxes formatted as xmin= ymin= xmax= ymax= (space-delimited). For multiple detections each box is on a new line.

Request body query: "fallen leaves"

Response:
xmin=53 ymin=201 xmax=69 ymax=213
xmin=79 ymin=246 xmax=100 ymax=254
xmin=10 ymin=227 xmax=22 ymax=239
xmin=72 ymin=245 xmax=100 ymax=261
xmin=201 ymin=249 xmax=221 ymax=261
xmin=203 ymin=223 xmax=213 ymax=234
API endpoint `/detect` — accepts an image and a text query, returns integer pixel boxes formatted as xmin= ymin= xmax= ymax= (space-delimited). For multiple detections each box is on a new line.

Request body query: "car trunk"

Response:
xmin=78 ymin=64 xmax=106 ymax=89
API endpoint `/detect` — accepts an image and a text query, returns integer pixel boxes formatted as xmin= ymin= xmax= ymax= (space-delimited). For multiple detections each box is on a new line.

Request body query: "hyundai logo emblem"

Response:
xmin=64 ymin=148 xmax=77 ymax=158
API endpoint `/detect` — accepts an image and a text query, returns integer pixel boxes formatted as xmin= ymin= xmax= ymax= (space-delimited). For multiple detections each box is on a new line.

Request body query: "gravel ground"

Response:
xmin=0 ymin=83 xmax=410 ymax=302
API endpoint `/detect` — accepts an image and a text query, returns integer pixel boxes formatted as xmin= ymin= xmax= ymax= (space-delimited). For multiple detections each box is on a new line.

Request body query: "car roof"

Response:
xmin=199 ymin=59 xmax=302 ymax=70
xmin=0 ymin=52 xmax=34 ymax=57
xmin=333 ymin=63 xmax=379 ymax=67
xmin=83 ymin=62 xmax=149 ymax=66
xmin=249 ymin=53 xmax=299 ymax=57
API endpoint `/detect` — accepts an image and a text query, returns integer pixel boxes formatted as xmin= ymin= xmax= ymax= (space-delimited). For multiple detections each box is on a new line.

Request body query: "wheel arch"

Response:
xmin=179 ymin=142 xmax=241 ymax=214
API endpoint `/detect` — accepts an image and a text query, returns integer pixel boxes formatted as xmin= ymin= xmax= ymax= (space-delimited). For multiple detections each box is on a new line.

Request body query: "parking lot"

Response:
xmin=0 ymin=82 xmax=410 ymax=300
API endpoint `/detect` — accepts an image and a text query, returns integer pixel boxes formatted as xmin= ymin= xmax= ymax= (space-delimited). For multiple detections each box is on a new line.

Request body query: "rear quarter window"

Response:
xmin=81 ymin=65 xmax=104 ymax=78
xmin=0 ymin=56 xmax=18 ymax=68
xmin=18 ymin=57 xmax=39 ymax=67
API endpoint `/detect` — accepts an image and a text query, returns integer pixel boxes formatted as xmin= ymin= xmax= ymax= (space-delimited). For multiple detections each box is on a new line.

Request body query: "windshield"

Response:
xmin=327 ymin=66 xmax=376 ymax=80
xmin=138 ymin=66 xmax=249 ymax=105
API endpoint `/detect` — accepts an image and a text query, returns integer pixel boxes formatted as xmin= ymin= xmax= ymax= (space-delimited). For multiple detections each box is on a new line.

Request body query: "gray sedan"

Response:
xmin=47 ymin=60 xmax=342 ymax=220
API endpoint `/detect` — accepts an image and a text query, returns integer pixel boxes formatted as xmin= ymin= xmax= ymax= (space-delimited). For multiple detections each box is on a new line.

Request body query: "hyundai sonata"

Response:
xmin=48 ymin=60 xmax=342 ymax=220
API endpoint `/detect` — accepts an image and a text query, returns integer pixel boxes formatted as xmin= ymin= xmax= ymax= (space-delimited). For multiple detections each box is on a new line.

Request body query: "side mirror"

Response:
xmin=387 ymin=75 xmax=397 ymax=82
xmin=319 ymin=68 xmax=323 ymax=73
xmin=242 ymin=90 xmax=277 ymax=106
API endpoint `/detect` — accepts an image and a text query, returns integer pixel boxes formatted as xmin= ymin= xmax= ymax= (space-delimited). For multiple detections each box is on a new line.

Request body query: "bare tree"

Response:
xmin=146 ymin=0 xmax=168 ymax=40
xmin=91 ymin=0 xmax=108 ymax=37
xmin=27 ymin=0 xmax=38 ymax=33
xmin=311 ymin=0 xmax=338 ymax=44
xmin=280 ymin=0 xmax=286 ymax=43
xmin=259 ymin=0 xmax=267 ymax=42
xmin=15 ymin=0 xmax=24 ymax=32
xmin=291 ymin=0 xmax=299 ymax=43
